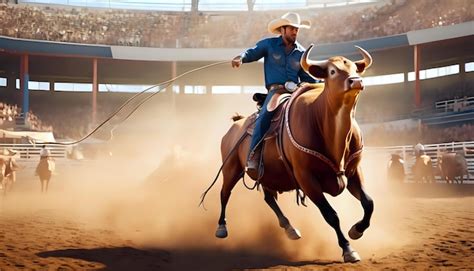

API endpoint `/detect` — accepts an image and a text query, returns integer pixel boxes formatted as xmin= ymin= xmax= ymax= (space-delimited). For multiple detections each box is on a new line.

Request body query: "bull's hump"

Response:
xmin=299 ymin=86 xmax=324 ymax=103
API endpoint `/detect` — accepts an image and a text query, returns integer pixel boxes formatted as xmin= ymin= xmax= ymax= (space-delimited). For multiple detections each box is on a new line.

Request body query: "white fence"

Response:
xmin=366 ymin=141 xmax=474 ymax=182
xmin=1 ymin=141 xmax=473 ymax=182
xmin=0 ymin=143 xmax=68 ymax=160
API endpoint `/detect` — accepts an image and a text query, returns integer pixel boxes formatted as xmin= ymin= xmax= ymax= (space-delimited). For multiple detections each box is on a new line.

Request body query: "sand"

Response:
xmin=0 ymin=151 xmax=472 ymax=271
xmin=0 ymin=99 xmax=473 ymax=270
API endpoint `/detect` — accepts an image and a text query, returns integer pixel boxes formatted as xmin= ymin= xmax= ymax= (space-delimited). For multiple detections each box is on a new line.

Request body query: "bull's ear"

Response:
xmin=301 ymin=44 xmax=329 ymax=79
xmin=308 ymin=65 xmax=328 ymax=79
xmin=355 ymin=61 xmax=367 ymax=74
xmin=354 ymin=45 xmax=372 ymax=74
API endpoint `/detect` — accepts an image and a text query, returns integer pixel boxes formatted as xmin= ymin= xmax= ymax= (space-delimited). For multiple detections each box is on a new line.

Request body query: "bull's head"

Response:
xmin=301 ymin=44 xmax=372 ymax=97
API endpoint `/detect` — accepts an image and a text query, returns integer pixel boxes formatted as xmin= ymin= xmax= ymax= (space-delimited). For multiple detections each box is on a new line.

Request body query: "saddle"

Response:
xmin=246 ymin=92 xmax=292 ymax=180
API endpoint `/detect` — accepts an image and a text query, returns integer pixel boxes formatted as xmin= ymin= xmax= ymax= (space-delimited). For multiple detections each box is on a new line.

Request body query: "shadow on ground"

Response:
xmin=37 ymin=246 xmax=339 ymax=270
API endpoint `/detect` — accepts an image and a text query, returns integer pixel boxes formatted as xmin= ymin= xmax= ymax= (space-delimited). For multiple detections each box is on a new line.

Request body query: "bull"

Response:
xmin=204 ymin=44 xmax=374 ymax=263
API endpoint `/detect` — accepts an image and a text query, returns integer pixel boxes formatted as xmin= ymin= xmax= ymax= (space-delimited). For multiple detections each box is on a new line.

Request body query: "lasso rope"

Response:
xmin=31 ymin=60 xmax=229 ymax=146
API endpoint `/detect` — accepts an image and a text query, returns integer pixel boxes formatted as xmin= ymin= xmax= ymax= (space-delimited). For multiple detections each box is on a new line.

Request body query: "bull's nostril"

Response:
xmin=348 ymin=79 xmax=353 ymax=84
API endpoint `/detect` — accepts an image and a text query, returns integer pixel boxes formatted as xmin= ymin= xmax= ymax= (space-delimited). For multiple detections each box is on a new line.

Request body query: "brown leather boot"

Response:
xmin=246 ymin=146 xmax=262 ymax=180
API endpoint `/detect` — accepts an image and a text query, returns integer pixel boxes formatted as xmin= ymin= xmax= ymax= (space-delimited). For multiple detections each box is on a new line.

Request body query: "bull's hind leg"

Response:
xmin=216 ymin=164 xmax=244 ymax=238
xmin=347 ymin=167 xmax=374 ymax=241
xmin=263 ymin=187 xmax=301 ymax=240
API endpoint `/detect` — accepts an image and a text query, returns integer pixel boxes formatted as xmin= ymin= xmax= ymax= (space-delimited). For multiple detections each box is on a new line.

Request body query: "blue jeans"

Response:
xmin=249 ymin=90 xmax=276 ymax=154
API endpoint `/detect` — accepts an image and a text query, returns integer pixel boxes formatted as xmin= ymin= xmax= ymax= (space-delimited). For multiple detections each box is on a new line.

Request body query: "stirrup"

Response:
xmin=246 ymin=146 xmax=264 ymax=180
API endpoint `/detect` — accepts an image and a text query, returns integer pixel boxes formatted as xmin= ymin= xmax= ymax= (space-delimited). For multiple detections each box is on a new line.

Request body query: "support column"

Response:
xmin=20 ymin=54 xmax=29 ymax=115
xmin=414 ymin=44 xmax=421 ymax=108
xmin=191 ymin=0 xmax=199 ymax=12
xmin=459 ymin=60 xmax=466 ymax=95
xmin=6 ymin=73 xmax=16 ymax=92
xmin=49 ymin=79 xmax=55 ymax=93
xmin=171 ymin=61 xmax=177 ymax=93
xmin=170 ymin=61 xmax=177 ymax=112
xmin=92 ymin=58 xmax=98 ymax=124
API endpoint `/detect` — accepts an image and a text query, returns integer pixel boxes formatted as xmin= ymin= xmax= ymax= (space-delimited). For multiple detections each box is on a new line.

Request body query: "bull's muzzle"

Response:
xmin=346 ymin=77 xmax=364 ymax=91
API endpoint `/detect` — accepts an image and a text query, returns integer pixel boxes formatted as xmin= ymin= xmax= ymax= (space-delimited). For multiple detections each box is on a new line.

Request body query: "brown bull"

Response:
xmin=210 ymin=45 xmax=374 ymax=263
xmin=437 ymin=151 xmax=469 ymax=184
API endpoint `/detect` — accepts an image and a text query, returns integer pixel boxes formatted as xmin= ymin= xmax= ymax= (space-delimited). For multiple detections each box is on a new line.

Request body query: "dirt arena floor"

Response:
xmin=1 ymin=151 xmax=472 ymax=270
xmin=1 ymin=104 xmax=473 ymax=270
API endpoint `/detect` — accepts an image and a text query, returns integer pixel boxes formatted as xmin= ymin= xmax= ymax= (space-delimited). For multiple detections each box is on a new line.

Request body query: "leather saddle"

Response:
xmin=246 ymin=92 xmax=292 ymax=180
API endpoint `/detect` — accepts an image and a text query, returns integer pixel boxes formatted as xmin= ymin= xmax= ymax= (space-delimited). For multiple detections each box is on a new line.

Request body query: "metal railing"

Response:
xmin=366 ymin=141 xmax=474 ymax=182
xmin=1 ymin=141 xmax=473 ymax=182
xmin=0 ymin=143 xmax=68 ymax=160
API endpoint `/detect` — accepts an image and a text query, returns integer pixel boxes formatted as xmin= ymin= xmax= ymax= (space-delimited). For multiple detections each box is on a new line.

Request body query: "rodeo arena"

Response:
xmin=0 ymin=0 xmax=473 ymax=270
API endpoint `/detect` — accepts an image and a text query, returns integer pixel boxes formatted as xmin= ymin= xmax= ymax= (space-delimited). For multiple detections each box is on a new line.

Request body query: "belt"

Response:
xmin=268 ymin=84 xmax=284 ymax=92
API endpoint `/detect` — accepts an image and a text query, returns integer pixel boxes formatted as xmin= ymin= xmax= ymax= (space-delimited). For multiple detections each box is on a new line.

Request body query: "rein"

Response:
xmin=199 ymin=130 xmax=248 ymax=210
xmin=30 ymin=60 xmax=229 ymax=146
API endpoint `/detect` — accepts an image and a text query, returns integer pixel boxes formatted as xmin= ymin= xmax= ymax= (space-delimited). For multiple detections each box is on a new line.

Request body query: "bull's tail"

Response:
xmin=231 ymin=113 xmax=245 ymax=122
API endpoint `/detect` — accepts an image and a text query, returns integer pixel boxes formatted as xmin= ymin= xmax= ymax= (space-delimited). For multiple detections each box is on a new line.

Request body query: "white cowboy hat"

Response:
xmin=268 ymin=12 xmax=311 ymax=35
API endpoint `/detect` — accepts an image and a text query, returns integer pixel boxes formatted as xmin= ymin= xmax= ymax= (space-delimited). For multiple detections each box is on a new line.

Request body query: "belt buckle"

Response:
xmin=284 ymin=81 xmax=298 ymax=92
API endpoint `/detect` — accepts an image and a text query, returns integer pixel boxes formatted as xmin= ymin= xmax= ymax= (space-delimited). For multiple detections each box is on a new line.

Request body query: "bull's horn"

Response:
xmin=300 ymin=44 xmax=328 ymax=73
xmin=355 ymin=45 xmax=372 ymax=69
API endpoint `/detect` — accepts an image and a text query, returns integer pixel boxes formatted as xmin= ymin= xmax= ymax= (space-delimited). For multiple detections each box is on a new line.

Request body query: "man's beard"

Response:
xmin=283 ymin=34 xmax=296 ymax=44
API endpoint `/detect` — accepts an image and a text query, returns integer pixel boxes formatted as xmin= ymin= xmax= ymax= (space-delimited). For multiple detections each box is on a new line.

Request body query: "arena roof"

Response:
xmin=19 ymin=0 xmax=379 ymax=12
xmin=0 ymin=21 xmax=472 ymax=61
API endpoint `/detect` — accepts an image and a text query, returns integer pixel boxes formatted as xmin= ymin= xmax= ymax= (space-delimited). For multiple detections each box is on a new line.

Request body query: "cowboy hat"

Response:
xmin=268 ymin=12 xmax=311 ymax=35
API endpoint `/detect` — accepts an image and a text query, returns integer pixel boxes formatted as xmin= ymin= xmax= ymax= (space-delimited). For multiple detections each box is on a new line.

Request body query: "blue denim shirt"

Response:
xmin=241 ymin=36 xmax=316 ymax=90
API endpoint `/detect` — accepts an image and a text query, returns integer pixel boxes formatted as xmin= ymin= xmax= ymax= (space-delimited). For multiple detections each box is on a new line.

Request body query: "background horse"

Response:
xmin=411 ymin=153 xmax=435 ymax=183
xmin=212 ymin=45 xmax=374 ymax=263
xmin=437 ymin=151 xmax=469 ymax=184
xmin=387 ymin=153 xmax=405 ymax=183
xmin=36 ymin=158 xmax=55 ymax=193
xmin=0 ymin=157 xmax=19 ymax=196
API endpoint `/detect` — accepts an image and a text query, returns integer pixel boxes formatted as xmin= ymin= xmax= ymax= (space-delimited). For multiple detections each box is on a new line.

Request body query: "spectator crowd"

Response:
xmin=1 ymin=102 xmax=53 ymax=133
xmin=0 ymin=0 xmax=472 ymax=144
xmin=0 ymin=0 xmax=472 ymax=48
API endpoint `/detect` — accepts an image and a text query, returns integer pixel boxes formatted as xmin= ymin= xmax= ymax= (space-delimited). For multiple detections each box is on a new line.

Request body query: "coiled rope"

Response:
xmin=30 ymin=60 xmax=229 ymax=146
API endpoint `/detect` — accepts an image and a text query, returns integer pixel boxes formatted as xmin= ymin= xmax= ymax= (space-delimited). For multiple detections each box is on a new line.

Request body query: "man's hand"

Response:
xmin=231 ymin=56 xmax=242 ymax=68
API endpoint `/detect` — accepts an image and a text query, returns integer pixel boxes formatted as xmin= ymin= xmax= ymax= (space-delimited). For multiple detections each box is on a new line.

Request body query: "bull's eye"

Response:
xmin=330 ymin=70 xmax=336 ymax=75
xmin=343 ymin=60 xmax=347 ymax=64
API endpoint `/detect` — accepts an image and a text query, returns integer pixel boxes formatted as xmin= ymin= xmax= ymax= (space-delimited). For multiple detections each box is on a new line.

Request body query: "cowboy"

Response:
xmin=36 ymin=145 xmax=55 ymax=176
xmin=231 ymin=12 xmax=317 ymax=178
xmin=39 ymin=145 xmax=51 ymax=160
xmin=414 ymin=143 xmax=425 ymax=157
xmin=0 ymin=148 xmax=20 ymax=182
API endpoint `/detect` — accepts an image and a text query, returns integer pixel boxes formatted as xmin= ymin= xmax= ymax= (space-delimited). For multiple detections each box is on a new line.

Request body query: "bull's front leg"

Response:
xmin=347 ymin=165 xmax=374 ymax=240
xmin=295 ymin=172 xmax=360 ymax=263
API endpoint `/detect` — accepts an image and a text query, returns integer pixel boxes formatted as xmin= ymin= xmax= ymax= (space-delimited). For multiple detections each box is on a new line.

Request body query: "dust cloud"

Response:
xmin=1 ymin=94 xmax=415 ymax=263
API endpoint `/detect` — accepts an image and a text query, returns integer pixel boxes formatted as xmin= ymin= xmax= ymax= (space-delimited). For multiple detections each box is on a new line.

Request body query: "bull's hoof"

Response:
xmin=284 ymin=225 xmax=301 ymax=240
xmin=343 ymin=250 xmax=361 ymax=263
xmin=215 ymin=224 xmax=228 ymax=238
xmin=349 ymin=224 xmax=363 ymax=240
